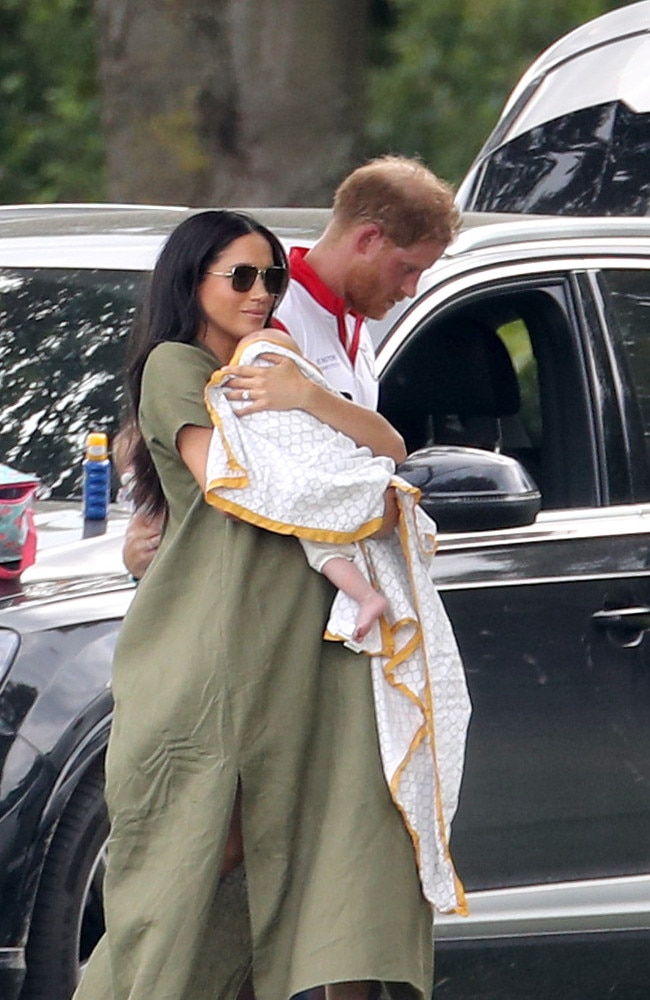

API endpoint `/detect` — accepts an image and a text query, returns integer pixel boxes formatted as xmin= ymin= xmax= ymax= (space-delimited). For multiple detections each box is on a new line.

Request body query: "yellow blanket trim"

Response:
xmin=203 ymin=490 xmax=385 ymax=545
xmin=397 ymin=503 xmax=469 ymax=916
xmin=323 ymin=629 xmax=349 ymax=643
xmin=390 ymin=724 xmax=428 ymax=796
xmin=323 ymin=615 xmax=417 ymax=664
xmin=206 ymin=475 xmax=250 ymax=490
xmin=203 ymin=398 xmax=248 ymax=479
xmin=392 ymin=798 xmax=423 ymax=883
xmin=379 ymin=614 xmax=395 ymax=657
xmin=391 ymin=477 xmax=422 ymax=502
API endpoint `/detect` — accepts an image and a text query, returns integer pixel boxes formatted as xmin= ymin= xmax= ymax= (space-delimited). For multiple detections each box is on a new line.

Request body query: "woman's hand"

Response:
xmin=123 ymin=507 xmax=164 ymax=580
xmin=222 ymin=355 xmax=312 ymax=414
xmin=223 ymin=356 xmax=407 ymax=464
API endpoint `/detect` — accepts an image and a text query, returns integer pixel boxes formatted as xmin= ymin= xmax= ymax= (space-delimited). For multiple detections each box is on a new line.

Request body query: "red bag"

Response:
xmin=0 ymin=464 xmax=39 ymax=579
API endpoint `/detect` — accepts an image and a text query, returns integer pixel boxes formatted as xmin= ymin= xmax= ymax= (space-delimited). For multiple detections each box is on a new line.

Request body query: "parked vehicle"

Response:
xmin=3 ymin=205 xmax=650 ymax=999
xmin=456 ymin=0 xmax=650 ymax=216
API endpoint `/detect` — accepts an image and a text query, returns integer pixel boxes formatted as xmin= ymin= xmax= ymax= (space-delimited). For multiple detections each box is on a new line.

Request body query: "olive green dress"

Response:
xmin=73 ymin=341 xmax=433 ymax=1000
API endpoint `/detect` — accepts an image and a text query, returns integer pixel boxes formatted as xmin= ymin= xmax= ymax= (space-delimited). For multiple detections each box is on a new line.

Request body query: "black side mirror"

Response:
xmin=397 ymin=445 xmax=541 ymax=532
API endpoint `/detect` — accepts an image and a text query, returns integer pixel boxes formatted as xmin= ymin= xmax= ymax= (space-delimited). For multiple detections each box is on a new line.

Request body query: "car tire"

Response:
xmin=21 ymin=759 xmax=108 ymax=1000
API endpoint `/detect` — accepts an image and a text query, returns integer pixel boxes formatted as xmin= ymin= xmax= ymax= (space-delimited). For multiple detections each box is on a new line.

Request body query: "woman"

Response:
xmin=74 ymin=210 xmax=433 ymax=1000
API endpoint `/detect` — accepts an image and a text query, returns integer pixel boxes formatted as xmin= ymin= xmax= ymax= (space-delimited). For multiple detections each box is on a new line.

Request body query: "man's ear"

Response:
xmin=354 ymin=222 xmax=385 ymax=255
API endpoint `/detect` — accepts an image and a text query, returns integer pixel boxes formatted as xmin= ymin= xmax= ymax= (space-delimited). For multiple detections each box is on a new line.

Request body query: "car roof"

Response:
xmin=447 ymin=213 xmax=650 ymax=257
xmin=2 ymin=203 xmax=649 ymax=272
xmin=0 ymin=203 xmax=333 ymax=235
xmin=0 ymin=205 xmax=332 ymax=269
xmin=477 ymin=1 xmax=650 ymax=156
xmin=502 ymin=1 xmax=650 ymax=117
xmin=455 ymin=3 xmax=650 ymax=216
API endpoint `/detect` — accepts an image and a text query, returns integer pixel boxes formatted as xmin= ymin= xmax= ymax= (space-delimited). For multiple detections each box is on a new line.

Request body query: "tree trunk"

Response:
xmin=94 ymin=0 xmax=370 ymax=206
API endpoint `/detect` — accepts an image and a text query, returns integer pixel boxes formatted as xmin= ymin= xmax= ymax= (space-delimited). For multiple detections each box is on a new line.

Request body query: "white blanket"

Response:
xmin=205 ymin=339 xmax=394 ymax=544
xmin=205 ymin=337 xmax=471 ymax=914
xmin=325 ymin=486 xmax=471 ymax=914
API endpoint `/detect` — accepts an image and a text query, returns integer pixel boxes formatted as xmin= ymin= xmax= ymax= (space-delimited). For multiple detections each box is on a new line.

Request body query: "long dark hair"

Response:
xmin=125 ymin=209 xmax=288 ymax=515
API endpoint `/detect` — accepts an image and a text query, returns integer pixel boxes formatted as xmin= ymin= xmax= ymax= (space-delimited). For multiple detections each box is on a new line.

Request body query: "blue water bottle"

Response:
xmin=83 ymin=432 xmax=111 ymax=520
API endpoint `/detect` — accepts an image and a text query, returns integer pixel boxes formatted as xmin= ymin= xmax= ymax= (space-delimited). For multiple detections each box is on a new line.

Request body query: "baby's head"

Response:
xmin=238 ymin=329 xmax=302 ymax=355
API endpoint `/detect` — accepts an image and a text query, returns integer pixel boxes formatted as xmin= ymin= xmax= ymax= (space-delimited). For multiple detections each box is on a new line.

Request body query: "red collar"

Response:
xmin=289 ymin=246 xmax=363 ymax=365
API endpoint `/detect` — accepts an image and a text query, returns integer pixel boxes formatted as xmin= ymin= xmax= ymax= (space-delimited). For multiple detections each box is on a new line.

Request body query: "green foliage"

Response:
xmin=0 ymin=0 xmax=640 ymax=205
xmin=0 ymin=0 xmax=105 ymax=204
xmin=366 ymin=0 xmax=634 ymax=184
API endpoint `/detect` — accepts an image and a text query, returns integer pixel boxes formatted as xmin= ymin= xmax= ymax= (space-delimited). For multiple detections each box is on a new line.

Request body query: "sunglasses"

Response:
xmin=206 ymin=264 xmax=288 ymax=296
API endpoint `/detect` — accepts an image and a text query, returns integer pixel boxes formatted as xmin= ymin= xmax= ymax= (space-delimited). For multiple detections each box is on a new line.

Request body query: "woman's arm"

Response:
xmin=222 ymin=355 xmax=407 ymax=463
xmin=123 ymin=418 xmax=398 ymax=579
xmin=122 ymin=425 xmax=211 ymax=578
xmin=176 ymin=424 xmax=211 ymax=489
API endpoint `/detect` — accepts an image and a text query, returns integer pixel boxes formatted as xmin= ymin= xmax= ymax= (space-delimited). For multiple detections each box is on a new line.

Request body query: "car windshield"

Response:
xmin=0 ymin=267 xmax=147 ymax=498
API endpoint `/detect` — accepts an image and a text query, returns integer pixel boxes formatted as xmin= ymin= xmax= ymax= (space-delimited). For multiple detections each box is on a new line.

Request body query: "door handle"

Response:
xmin=591 ymin=607 xmax=650 ymax=631
xmin=591 ymin=606 xmax=650 ymax=646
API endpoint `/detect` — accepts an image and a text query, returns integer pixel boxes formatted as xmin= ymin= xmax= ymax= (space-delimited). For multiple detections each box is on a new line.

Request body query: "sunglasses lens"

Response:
xmin=264 ymin=267 xmax=288 ymax=296
xmin=231 ymin=265 xmax=258 ymax=292
xmin=228 ymin=265 xmax=288 ymax=295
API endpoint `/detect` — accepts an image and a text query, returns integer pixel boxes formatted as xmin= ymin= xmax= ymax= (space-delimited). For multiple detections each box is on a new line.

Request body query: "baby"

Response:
xmin=205 ymin=329 xmax=392 ymax=644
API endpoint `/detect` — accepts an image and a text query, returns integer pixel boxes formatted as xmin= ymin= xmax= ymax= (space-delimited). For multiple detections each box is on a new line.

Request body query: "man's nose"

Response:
xmin=401 ymin=273 xmax=420 ymax=298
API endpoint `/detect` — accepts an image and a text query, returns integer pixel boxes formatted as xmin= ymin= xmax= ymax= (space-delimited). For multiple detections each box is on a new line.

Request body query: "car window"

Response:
xmin=0 ymin=268 xmax=147 ymax=498
xmin=599 ymin=268 xmax=650 ymax=498
xmin=496 ymin=319 xmax=542 ymax=451
xmin=380 ymin=279 xmax=598 ymax=510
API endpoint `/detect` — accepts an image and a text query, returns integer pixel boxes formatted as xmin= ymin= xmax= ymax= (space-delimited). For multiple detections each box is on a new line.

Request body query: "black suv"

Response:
xmin=3 ymin=205 xmax=650 ymax=1000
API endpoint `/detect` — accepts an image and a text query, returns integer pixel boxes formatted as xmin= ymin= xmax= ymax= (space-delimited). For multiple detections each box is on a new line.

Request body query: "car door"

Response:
xmin=377 ymin=257 xmax=650 ymax=938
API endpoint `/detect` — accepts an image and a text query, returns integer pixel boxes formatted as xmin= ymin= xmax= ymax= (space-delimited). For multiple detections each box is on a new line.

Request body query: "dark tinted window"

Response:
xmin=601 ymin=269 xmax=650 ymax=482
xmin=464 ymin=103 xmax=650 ymax=217
xmin=382 ymin=279 xmax=604 ymax=508
xmin=0 ymin=268 xmax=146 ymax=497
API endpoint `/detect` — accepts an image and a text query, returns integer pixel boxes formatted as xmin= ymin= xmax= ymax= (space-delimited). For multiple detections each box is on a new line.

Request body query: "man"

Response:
xmin=124 ymin=155 xmax=459 ymax=578
xmin=277 ymin=153 xmax=459 ymax=408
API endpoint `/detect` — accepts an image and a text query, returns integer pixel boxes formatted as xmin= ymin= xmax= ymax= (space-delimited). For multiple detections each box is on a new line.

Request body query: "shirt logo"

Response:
xmin=317 ymin=353 xmax=339 ymax=371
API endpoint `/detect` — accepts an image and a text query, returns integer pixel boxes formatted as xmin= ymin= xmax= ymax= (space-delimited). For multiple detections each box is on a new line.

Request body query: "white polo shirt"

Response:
xmin=274 ymin=246 xmax=379 ymax=409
